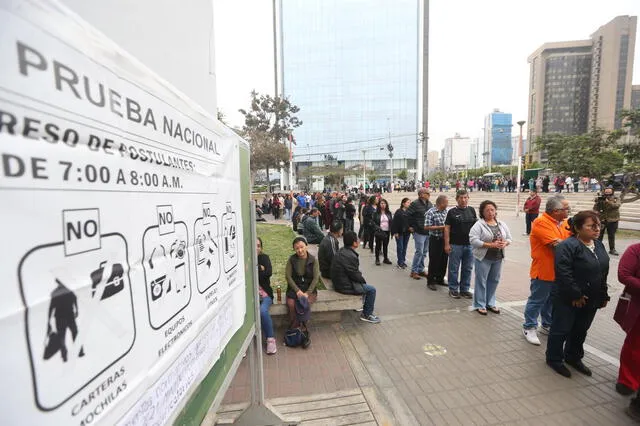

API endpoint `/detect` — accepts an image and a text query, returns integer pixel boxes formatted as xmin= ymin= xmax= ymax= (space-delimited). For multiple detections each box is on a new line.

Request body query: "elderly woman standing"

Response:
xmin=546 ymin=211 xmax=610 ymax=378
xmin=469 ymin=200 xmax=512 ymax=315
xmin=616 ymin=243 xmax=640 ymax=421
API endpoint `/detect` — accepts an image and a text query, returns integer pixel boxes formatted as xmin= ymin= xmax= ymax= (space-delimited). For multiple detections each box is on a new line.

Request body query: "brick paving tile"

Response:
xmin=216 ymin=215 xmax=637 ymax=425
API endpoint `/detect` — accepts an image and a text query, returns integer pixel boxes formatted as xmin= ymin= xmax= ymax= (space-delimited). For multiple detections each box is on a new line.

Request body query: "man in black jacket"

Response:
xmin=318 ymin=221 xmax=343 ymax=278
xmin=331 ymin=231 xmax=380 ymax=323
xmin=407 ymin=188 xmax=433 ymax=280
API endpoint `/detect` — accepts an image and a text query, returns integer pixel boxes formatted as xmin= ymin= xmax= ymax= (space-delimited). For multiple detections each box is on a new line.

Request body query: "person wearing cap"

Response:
xmin=523 ymin=188 xmax=541 ymax=236
xmin=407 ymin=188 xmax=433 ymax=280
xmin=593 ymin=186 xmax=621 ymax=256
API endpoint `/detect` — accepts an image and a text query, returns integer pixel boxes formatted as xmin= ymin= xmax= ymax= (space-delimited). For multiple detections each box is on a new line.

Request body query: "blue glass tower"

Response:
xmin=484 ymin=110 xmax=513 ymax=166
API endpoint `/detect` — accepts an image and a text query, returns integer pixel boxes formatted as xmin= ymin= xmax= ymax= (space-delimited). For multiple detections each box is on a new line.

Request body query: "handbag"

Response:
xmin=614 ymin=291 xmax=640 ymax=333
xmin=284 ymin=326 xmax=310 ymax=348
xmin=43 ymin=324 xmax=61 ymax=360
xmin=374 ymin=228 xmax=387 ymax=239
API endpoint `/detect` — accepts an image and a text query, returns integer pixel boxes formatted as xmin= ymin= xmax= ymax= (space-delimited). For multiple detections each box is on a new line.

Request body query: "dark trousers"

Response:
xmin=363 ymin=226 xmax=375 ymax=250
xmin=546 ymin=301 xmax=597 ymax=364
xmin=375 ymin=231 xmax=390 ymax=260
xmin=344 ymin=217 xmax=354 ymax=232
xmin=525 ymin=213 xmax=538 ymax=235
xmin=598 ymin=221 xmax=618 ymax=251
xmin=427 ymin=236 xmax=448 ymax=284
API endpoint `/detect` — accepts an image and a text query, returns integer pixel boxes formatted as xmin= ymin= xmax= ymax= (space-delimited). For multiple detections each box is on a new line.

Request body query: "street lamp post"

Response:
xmin=279 ymin=161 xmax=285 ymax=191
xmin=515 ymin=120 xmax=525 ymax=217
xmin=362 ymin=149 xmax=366 ymax=187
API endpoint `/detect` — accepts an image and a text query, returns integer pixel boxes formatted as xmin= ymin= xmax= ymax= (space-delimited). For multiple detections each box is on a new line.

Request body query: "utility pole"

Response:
xmin=362 ymin=149 xmax=367 ymax=187
xmin=387 ymin=118 xmax=393 ymax=191
xmin=516 ymin=120 xmax=525 ymax=217
xmin=417 ymin=132 xmax=425 ymax=182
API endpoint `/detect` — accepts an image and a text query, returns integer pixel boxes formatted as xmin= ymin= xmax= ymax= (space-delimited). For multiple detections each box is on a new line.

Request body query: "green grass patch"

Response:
xmin=256 ymin=223 xmax=326 ymax=293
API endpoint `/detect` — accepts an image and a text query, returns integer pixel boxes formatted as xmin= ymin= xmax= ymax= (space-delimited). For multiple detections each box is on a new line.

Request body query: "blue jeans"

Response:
xmin=411 ymin=233 xmax=429 ymax=274
xmin=285 ymin=208 xmax=291 ymax=220
xmin=395 ymin=233 xmax=411 ymax=266
xmin=361 ymin=284 xmax=377 ymax=317
xmin=472 ymin=258 xmax=503 ymax=309
xmin=260 ymin=296 xmax=275 ymax=338
xmin=448 ymin=244 xmax=473 ymax=292
xmin=523 ymin=279 xmax=553 ymax=329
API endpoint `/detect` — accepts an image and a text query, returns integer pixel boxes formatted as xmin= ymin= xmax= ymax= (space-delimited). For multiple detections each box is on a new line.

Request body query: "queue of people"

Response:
xmin=256 ymin=187 xmax=638 ymax=421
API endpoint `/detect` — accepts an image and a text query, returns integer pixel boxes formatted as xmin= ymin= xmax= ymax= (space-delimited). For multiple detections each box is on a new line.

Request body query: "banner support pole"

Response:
xmin=231 ymin=202 xmax=296 ymax=426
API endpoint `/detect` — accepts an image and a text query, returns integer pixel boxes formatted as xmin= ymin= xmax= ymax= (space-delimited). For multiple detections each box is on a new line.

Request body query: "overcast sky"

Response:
xmin=213 ymin=0 xmax=640 ymax=152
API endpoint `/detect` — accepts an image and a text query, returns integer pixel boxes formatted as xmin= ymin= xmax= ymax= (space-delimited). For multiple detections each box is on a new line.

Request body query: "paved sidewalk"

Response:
xmin=218 ymin=209 xmax=637 ymax=425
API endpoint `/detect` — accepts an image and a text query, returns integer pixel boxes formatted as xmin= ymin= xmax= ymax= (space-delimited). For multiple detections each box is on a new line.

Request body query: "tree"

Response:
xmin=239 ymin=91 xmax=302 ymax=188
xmin=216 ymin=109 xmax=227 ymax=125
xmin=397 ymin=169 xmax=408 ymax=181
xmin=534 ymin=129 xmax=624 ymax=179
xmin=535 ymin=125 xmax=639 ymax=203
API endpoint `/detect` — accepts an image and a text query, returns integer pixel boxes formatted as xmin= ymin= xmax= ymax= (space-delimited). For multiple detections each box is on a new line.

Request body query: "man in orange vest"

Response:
xmin=522 ymin=195 xmax=572 ymax=345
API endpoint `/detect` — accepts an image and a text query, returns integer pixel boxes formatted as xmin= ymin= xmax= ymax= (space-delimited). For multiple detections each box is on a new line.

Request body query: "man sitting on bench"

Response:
xmin=318 ymin=221 xmax=343 ymax=279
xmin=331 ymin=231 xmax=381 ymax=324
xmin=303 ymin=208 xmax=325 ymax=244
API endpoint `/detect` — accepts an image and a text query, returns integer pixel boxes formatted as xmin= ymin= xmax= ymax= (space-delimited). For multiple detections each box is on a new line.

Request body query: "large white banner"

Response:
xmin=0 ymin=1 xmax=247 ymax=424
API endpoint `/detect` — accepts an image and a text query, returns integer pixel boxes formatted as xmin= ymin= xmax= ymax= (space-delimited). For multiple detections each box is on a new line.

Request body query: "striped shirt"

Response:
xmin=425 ymin=207 xmax=448 ymax=238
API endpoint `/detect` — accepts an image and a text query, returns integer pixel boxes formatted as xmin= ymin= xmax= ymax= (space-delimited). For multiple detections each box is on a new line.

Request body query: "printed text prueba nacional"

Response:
xmin=15 ymin=41 xmax=220 ymax=156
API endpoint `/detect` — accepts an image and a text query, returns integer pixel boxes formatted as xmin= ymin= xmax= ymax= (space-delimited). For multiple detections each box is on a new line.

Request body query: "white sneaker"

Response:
xmin=539 ymin=325 xmax=551 ymax=336
xmin=523 ymin=328 xmax=541 ymax=345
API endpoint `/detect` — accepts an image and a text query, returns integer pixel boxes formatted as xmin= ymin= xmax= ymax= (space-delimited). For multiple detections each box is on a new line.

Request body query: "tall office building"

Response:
xmin=483 ymin=109 xmax=513 ymax=167
xmin=469 ymin=139 xmax=480 ymax=169
xmin=511 ymin=135 xmax=528 ymax=165
xmin=277 ymin=0 xmax=429 ymax=183
xmin=443 ymin=133 xmax=472 ymax=171
xmin=632 ymin=85 xmax=640 ymax=109
xmin=427 ymin=150 xmax=439 ymax=174
xmin=527 ymin=16 xmax=637 ymax=159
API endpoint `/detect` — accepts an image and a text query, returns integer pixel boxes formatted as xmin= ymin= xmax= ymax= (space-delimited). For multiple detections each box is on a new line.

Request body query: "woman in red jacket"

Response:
xmin=522 ymin=188 xmax=541 ymax=236
xmin=617 ymin=243 xmax=640 ymax=421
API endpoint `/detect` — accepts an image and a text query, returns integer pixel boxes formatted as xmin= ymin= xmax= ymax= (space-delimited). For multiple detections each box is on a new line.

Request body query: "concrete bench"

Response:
xmin=269 ymin=276 xmax=363 ymax=324
xmin=267 ymin=240 xmax=363 ymax=324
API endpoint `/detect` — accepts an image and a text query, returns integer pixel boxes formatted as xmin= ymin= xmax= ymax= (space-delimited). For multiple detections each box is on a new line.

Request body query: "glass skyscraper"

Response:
xmin=484 ymin=110 xmax=513 ymax=167
xmin=278 ymin=0 xmax=422 ymax=172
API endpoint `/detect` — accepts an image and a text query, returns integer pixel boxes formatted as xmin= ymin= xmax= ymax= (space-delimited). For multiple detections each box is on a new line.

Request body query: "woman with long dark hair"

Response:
xmin=357 ymin=194 xmax=368 ymax=241
xmin=285 ymin=237 xmax=319 ymax=331
xmin=391 ymin=197 xmax=411 ymax=269
xmin=373 ymin=199 xmax=393 ymax=266
xmin=257 ymin=238 xmax=277 ymax=354
xmin=546 ymin=210 xmax=610 ymax=378
xmin=361 ymin=196 xmax=377 ymax=252
xmin=616 ymin=243 xmax=640 ymax=422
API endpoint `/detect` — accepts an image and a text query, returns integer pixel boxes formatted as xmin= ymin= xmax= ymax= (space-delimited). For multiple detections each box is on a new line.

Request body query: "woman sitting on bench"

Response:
xmin=285 ymin=237 xmax=319 ymax=328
